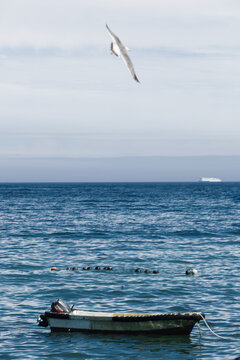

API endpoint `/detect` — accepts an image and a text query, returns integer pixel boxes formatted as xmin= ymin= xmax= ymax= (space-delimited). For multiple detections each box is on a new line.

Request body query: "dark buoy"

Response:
xmin=82 ymin=266 xmax=88 ymax=270
xmin=95 ymin=266 xmax=101 ymax=270
xmin=66 ymin=267 xmax=71 ymax=270
xmin=135 ymin=268 xmax=141 ymax=273
xmin=103 ymin=266 xmax=112 ymax=270
xmin=186 ymin=269 xmax=198 ymax=275
xmin=72 ymin=266 xmax=78 ymax=271
xmin=153 ymin=270 xmax=159 ymax=274
xmin=144 ymin=269 xmax=151 ymax=274
xmin=87 ymin=266 xmax=92 ymax=270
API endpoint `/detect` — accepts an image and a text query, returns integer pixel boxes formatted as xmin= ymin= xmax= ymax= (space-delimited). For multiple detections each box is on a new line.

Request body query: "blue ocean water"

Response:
xmin=0 ymin=182 xmax=240 ymax=359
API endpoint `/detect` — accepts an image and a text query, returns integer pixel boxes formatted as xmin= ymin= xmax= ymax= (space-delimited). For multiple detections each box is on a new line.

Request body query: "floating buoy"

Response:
xmin=186 ymin=269 xmax=198 ymax=275
xmin=144 ymin=269 xmax=151 ymax=274
xmin=153 ymin=270 xmax=159 ymax=274
xmin=87 ymin=266 xmax=92 ymax=270
xmin=103 ymin=266 xmax=112 ymax=270
xmin=135 ymin=268 xmax=141 ymax=273
xmin=72 ymin=266 xmax=78 ymax=271
xmin=51 ymin=267 xmax=58 ymax=271
xmin=95 ymin=266 xmax=101 ymax=270
xmin=82 ymin=266 xmax=88 ymax=270
xmin=66 ymin=267 xmax=71 ymax=270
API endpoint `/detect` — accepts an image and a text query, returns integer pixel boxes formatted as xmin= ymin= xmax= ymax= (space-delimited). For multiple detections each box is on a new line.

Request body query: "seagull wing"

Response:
xmin=106 ymin=24 xmax=121 ymax=44
xmin=119 ymin=46 xmax=140 ymax=83
xmin=106 ymin=24 xmax=140 ymax=83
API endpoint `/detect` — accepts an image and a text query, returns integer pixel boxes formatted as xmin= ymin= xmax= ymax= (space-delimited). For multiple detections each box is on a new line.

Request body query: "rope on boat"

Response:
xmin=199 ymin=313 xmax=228 ymax=340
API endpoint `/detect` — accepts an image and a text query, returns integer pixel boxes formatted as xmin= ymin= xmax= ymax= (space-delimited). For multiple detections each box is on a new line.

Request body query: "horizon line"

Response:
xmin=0 ymin=154 xmax=240 ymax=160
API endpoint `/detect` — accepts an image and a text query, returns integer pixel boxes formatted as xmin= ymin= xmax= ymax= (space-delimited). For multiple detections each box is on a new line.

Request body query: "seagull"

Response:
xmin=106 ymin=24 xmax=140 ymax=83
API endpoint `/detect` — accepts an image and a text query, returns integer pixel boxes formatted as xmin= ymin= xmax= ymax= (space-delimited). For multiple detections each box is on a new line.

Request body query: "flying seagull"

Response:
xmin=106 ymin=24 xmax=140 ymax=83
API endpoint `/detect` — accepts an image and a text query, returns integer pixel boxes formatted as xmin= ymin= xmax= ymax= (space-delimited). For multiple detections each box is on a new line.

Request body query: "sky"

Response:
xmin=0 ymin=0 xmax=240 ymax=180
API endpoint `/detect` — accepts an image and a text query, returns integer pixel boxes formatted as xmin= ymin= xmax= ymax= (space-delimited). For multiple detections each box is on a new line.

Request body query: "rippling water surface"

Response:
xmin=0 ymin=182 xmax=240 ymax=359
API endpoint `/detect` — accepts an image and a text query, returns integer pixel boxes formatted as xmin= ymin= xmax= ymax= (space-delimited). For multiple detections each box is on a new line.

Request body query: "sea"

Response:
xmin=0 ymin=182 xmax=239 ymax=360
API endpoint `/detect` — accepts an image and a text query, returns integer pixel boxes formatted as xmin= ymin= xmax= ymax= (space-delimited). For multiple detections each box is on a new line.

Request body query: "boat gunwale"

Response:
xmin=45 ymin=311 xmax=205 ymax=322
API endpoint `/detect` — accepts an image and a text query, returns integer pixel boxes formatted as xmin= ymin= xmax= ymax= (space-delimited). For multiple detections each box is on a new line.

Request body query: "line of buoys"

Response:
xmin=52 ymin=267 xmax=196 ymax=276
xmin=64 ymin=266 xmax=113 ymax=271
xmin=135 ymin=268 xmax=159 ymax=274
xmin=62 ymin=266 xmax=160 ymax=273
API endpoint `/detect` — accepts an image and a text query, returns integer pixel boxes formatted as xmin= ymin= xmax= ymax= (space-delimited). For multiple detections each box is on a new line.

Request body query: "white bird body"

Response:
xmin=106 ymin=24 xmax=140 ymax=83
xmin=111 ymin=42 xmax=121 ymax=57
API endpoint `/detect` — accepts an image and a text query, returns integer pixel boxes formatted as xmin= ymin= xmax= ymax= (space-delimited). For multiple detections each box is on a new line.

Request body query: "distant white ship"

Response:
xmin=199 ymin=177 xmax=222 ymax=182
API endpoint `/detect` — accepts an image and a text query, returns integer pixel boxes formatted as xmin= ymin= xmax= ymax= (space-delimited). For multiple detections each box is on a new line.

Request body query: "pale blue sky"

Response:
xmin=0 ymin=0 xmax=240 ymax=180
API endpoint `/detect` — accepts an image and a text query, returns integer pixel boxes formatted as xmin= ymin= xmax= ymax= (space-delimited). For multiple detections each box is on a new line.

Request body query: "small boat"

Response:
xmin=38 ymin=299 xmax=204 ymax=335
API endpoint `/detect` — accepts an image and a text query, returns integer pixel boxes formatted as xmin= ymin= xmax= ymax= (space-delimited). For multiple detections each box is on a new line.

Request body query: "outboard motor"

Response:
xmin=37 ymin=299 xmax=71 ymax=327
xmin=51 ymin=299 xmax=71 ymax=314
